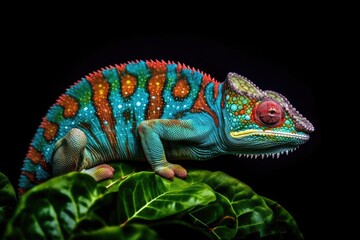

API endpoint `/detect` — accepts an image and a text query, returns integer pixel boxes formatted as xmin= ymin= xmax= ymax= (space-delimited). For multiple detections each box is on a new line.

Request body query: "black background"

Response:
xmin=1 ymin=9 xmax=336 ymax=239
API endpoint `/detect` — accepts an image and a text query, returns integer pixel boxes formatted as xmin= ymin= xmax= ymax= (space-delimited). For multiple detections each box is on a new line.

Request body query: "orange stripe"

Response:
xmin=121 ymin=74 xmax=137 ymax=98
xmin=21 ymin=171 xmax=38 ymax=183
xmin=191 ymin=81 xmax=219 ymax=126
xmin=40 ymin=118 xmax=58 ymax=141
xmin=57 ymin=94 xmax=79 ymax=118
xmin=26 ymin=146 xmax=50 ymax=172
xmin=145 ymin=60 xmax=167 ymax=120
xmin=86 ymin=71 xmax=117 ymax=147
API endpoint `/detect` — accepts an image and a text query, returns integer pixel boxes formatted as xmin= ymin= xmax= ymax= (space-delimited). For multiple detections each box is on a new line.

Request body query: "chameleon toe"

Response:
xmin=81 ymin=164 xmax=115 ymax=182
xmin=154 ymin=167 xmax=175 ymax=180
xmin=168 ymin=164 xmax=187 ymax=179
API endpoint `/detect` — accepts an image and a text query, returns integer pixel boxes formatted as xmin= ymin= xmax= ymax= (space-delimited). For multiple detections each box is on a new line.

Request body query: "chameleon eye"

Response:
xmin=254 ymin=100 xmax=284 ymax=127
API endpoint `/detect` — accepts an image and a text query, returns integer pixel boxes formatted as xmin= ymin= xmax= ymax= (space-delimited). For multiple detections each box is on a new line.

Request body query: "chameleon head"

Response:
xmin=222 ymin=72 xmax=314 ymax=158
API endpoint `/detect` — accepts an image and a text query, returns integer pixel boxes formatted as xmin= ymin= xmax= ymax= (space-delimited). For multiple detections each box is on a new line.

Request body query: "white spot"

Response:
xmin=151 ymin=96 xmax=156 ymax=99
xmin=118 ymin=104 xmax=123 ymax=109
xmin=136 ymin=102 xmax=141 ymax=107
xmin=157 ymin=107 xmax=161 ymax=110
xmin=84 ymin=107 xmax=88 ymax=111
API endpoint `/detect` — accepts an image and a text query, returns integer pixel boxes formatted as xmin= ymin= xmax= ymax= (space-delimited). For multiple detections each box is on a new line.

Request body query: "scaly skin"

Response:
xmin=18 ymin=60 xmax=314 ymax=195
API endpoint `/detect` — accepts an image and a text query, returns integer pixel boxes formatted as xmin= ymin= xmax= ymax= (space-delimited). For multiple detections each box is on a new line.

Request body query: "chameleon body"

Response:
xmin=18 ymin=60 xmax=314 ymax=195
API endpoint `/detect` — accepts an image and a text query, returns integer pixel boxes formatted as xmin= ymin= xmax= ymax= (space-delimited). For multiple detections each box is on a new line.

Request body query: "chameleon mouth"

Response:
xmin=234 ymin=147 xmax=299 ymax=159
xmin=230 ymin=129 xmax=309 ymax=141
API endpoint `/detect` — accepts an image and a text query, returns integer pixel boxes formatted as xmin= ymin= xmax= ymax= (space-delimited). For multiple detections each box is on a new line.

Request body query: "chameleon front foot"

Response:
xmin=154 ymin=164 xmax=187 ymax=180
xmin=81 ymin=164 xmax=115 ymax=182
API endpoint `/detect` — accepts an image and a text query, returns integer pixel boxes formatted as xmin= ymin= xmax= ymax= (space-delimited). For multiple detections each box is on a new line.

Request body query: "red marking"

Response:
xmin=173 ymin=78 xmax=190 ymax=99
xmin=57 ymin=94 xmax=79 ymax=118
xmin=191 ymin=79 xmax=219 ymax=126
xmin=221 ymin=91 xmax=226 ymax=109
xmin=146 ymin=60 xmax=167 ymax=73
xmin=40 ymin=118 xmax=58 ymax=141
xmin=161 ymin=119 xmax=193 ymax=129
xmin=86 ymin=72 xmax=117 ymax=147
xmin=176 ymin=63 xmax=187 ymax=73
xmin=121 ymin=74 xmax=137 ymax=98
xmin=18 ymin=188 xmax=27 ymax=195
xmin=21 ymin=171 xmax=38 ymax=184
xmin=145 ymin=60 xmax=167 ymax=119
xmin=27 ymin=147 xmax=50 ymax=172
xmin=115 ymin=63 xmax=126 ymax=75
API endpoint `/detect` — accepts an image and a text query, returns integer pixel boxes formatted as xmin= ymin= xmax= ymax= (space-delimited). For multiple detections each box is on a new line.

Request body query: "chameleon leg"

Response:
xmin=138 ymin=118 xmax=212 ymax=180
xmin=52 ymin=128 xmax=114 ymax=181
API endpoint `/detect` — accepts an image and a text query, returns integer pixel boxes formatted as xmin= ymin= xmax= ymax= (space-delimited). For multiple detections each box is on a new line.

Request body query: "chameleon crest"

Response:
xmin=18 ymin=60 xmax=314 ymax=195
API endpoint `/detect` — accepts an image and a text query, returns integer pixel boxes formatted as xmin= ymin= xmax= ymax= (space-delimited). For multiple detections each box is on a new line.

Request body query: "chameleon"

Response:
xmin=18 ymin=59 xmax=314 ymax=195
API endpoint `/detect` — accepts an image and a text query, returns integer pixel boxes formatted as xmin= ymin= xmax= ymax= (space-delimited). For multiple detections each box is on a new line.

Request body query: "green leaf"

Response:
xmin=88 ymin=172 xmax=216 ymax=226
xmin=186 ymin=170 xmax=301 ymax=239
xmin=3 ymin=172 xmax=105 ymax=240
xmin=262 ymin=197 xmax=304 ymax=240
xmin=2 ymin=163 xmax=303 ymax=239
xmin=0 ymin=172 xmax=17 ymax=237
xmin=70 ymin=224 xmax=158 ymax=240
xmin=188 ymin=192 xmax=238 ymax=239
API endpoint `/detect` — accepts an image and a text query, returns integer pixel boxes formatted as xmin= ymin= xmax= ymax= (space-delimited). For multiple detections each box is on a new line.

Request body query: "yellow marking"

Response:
xmin=230 ymin=129 xmax=309 ymax=140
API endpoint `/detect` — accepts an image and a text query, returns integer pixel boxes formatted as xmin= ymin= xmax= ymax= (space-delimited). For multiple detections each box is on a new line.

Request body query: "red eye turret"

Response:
xmin=254 ymin=100 xmax=284 ymax=127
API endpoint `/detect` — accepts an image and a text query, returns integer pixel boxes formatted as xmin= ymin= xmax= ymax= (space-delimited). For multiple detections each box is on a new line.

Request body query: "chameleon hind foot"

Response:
xmin=52 ymin=128 xmax=114 ymax=182
xmin=154 ymin=163 xmax=187 ymax=180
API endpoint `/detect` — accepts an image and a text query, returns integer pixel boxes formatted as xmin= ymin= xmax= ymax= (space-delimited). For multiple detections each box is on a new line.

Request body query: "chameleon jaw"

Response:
xmin=230 ymin=129 xmax=309 ymax=141
xmin=234 ymin=147 xmax=299 ymax=159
